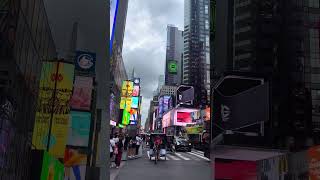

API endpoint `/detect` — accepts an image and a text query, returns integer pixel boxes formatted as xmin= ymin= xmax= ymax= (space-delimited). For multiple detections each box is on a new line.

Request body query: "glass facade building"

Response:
xmin=183 ymin=0 xmax=210 ymax=107
xmin=0 ymin=0 xmax=56 ymax=178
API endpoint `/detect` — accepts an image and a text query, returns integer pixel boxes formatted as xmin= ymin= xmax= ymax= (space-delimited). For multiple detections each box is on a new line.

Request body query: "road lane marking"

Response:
xmin=175 ymin=153 xmax=191 ymax=160
xmin=192 ymin=151 xmax=204 ymax=156
xmin=167 ymin=154 xmax=180 ymax=160
xmin=187 ymin=152 xmax=210 ymax=161
xmin=180 ymin=152 xmax=201 ymax=161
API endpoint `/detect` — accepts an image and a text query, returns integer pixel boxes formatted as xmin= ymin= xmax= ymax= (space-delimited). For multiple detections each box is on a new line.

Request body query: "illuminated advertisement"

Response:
xmin=67 ymin=111 xmax=91 ymax=147
xmin=158 ymin=96 xmax=164 ymax=118
xmin=173 ymin=108 xmax=199 ymax=126
xmin=131 ymin=96 xmax=139 ymax=109
xmin=32 ymin=62 xmax=74 ymax=158
xmin=132 ymin=85 xmax=140 ymax=96
xmin=162 ymin=111 xmax=172 ymax=128
xmin=70 ymin=76 xmax=93 ymax=110
xmin=186 ymin=125 xmax=203 ymax=134
xmin=215 ymin=159 xmax=257 ymax=180
xmin=163 ymin=95 xmax=171 ymax=112
xmin=41 ymin=151 xmax=64 ymax=180
xmin=121 ymin=80 xmax=133 ymax=97
xmin=133 ymin=78 xmax=140 ymax=85
xmin=110 ymin=120 xmax=117 ymax=126
xmin=120 ymin=97 xmax=126 ymax=109
xmin=125 ymin=97 xmax=132 ymax=111
xmin=122 ymin=109 xmax=130 ymax=125
xmin=130 ymin=109 xmax=138 ymax=121
xmin=75 ymin=51 xmax=96 ymax=73
xmin=204 ymin=107 xmax=210 ymax=121
xmin=110 ymin=0 xmax=119 ymax=53
xmin=130 ymin=121 xmax=138 ymax=125
xmin=168 ymin=60 xmax=177 ymax=74
xmin=64 ymin=148 xmax=87 ymax=180
xmin=308 ymin=145 xmax=320 ymax=179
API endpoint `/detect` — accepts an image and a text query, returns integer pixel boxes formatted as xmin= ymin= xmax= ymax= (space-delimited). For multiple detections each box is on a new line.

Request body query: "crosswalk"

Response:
xmin=147 ymin=149 xmax=210 ymax=162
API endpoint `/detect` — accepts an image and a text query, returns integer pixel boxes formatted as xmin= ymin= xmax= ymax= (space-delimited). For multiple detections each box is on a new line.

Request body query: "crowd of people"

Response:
xmin=109 ymin=133 xmax=144 ymax=168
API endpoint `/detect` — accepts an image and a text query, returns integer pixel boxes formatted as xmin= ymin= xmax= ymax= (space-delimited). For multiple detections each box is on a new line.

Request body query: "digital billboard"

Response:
xmin=125 ymin=97 xmax=132 ymax=111
xmin=131 ymin=96 xmax=139 ymax=109
xmin=32 ymin=62 xmax=75 ymax=158
xmin=173 ymin=108 xmax=198 ymax=126
xmin=132 ymin=85 xmax=140 ymax=96
xmin=75 ymin=51 xmax=96 ymax=73
xmin=168 ymin=60 xmax=177 ymax=74
xmin=70 ymin=76 xmax=93 ymax=110
xmin=110 ymin=0 xmax=119 ymax=53
xmin=64 ymin=148 xmax=87 ymax=180
xmin=133 ymin=78 xmax=140 ymax=85
xmin=120 ymin=97 xmax=126 ymax=109
xmin=130 ymin=109 xmax=138 ymax=121
xmin=40 ymin=151 xmax=64 ymax=180
xmin=67 ymin=111 xmax=91 ymax=147
xmin=122 ymin=109 xmax=130 ymax=125
xmin=121 ymin=80 xmax=133 ymax=97
xmin=177 ymin=112 xmax=193 ymax=123
xmin=158 ymin=96 xmax=164 ymax=118
xmin=186 ymin=125 xmax=203 ymax=134
xmin=163 ymin=95 xmax=171 ymax=112
xmin=162 ymin=111 xmax=172 ymax=128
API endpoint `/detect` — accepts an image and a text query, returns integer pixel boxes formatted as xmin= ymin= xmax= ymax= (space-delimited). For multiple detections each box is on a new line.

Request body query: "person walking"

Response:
xmin=110 ymin=135 xmax=115 ymax=168
xmin=115 ymin=135 xmax=124 ymax=168
xmin=135 ymin=135 xmax=142 ymax=155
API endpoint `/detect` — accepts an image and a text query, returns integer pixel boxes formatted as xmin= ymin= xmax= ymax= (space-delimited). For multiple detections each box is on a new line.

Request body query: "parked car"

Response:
xmin=174 ymin=138 xmax=192 ymax=152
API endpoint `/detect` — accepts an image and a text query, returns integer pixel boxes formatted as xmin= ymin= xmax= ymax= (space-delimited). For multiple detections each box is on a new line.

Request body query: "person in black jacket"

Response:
xmin=115 ymin=135 xmax=124 ymax=168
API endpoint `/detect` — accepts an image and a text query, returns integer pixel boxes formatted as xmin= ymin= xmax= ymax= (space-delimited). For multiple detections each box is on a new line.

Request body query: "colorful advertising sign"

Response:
xmin=163 ymin=95 xmax=171 ymax=112
xmin=32 ymin=62 xmax=74 ymax=158
xmin=110 ymin=120 xmax=117 ymax=126
xmin=110 ymin=0 xmax=119 ymax=53
xmin=133 ymin=78 xmax=140 ymax=85
xmin=120 ymin=97 xmax=126 ymax=109
xmin=177 ymin=112 xmax=197 ymax=123
xmin=132 ymin=85 xmax=140 ymax=96
xmin=67 ymin=111 xmax=91 ymax=147
xmin=75 ymin=51 xmax=96 ymax=73
xmin=186 ymin=125 xmax=203 ymax=134
xmin=64 ymin=148 xmax=87 ymax=180
xmin=70 ymin=76 xmax=93 ymax=110
xmin=121 ymin=80 xmax=133 ymax=97
xmin=40 ymin=151 xmax=64 ymax=180
xmin=130 ymin=121 xmax=138 ymax=125
xmin=168 ymin=60 xmax=177 ymax=74
xmin=215 ymin=159 xmax=257 ymax=180
xmin=130 ymin=109 xmax=138 ymax=121
xmin=125 ymin=97 xmax=132 ymax=111
xmin=131 ymin=97 xmax=139 ymax=109
xmin=158 ymin=96 xmax=164 ymax=118
xmin=122 ymin=109 xmax=130 ymax=125
xmin=162 ymin=111 xmax=172 ymax=128
xmin=204 ymin=107 xmax=210 ymax=121
xmin=308 ymin=145 xmax=320 ymax=179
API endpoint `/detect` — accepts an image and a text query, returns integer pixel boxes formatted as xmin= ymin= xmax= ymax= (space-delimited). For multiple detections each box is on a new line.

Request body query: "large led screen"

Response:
xmin=110 ymin=0 xmax=119 ymax=53
xmin=158 ymin=96 xmax=164 ymax=118
xmin=168 ymin=60 xmax=177 ymax=74
xmin=70 ymin=76 xmax=93 ymax=110
xmin=163 ymin=95 xmax=171 ymax=112
xmin=67 ymin=111 xmax=91 ymax=147
xmin=130 ymin=109 xmax=138 ymax=121
xmin=162 ymin=111 xmax=172 ymax=128
xmin=41 ymin=151 xmax=64 ymax=180
xmin=131 ymin=97 xmax=139 ymax=109
xmin=122 ymin=109 xmax=130 ymax=125
xmin=132 ymin=85 xmax=140 ymax=96
xmin=121 ymin=80 xmax=133 ymax=97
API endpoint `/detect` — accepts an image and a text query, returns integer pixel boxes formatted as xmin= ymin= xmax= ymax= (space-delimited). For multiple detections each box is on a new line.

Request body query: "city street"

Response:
xmin=116 ymin=149 xmax=211 ymax=180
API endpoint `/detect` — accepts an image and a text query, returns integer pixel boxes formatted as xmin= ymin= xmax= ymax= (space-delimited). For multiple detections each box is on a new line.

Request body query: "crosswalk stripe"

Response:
xmin=179 ymin=152 xmax=200 ymax=161
xmin=192 ymin=151 xmax=204 ymax=156
xmin=175 ymin=153 xmax=191 ymax=160
xmin=187 ymin=152 xmax=210 ymax=161
xmin=167 ymin=154 xmax=180 ymax=160
xmin=193 ymin=149 xmax=204 ymax=154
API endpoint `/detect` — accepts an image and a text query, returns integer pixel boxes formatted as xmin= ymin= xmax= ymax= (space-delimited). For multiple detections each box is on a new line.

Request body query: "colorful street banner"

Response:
xmin=67 ymin=111 xmax=91 ymax=147
xmin=308 ymin=145 xmax=320 ymax=179
xmin=75 ymin=51 xmax=96 ymax=73
xmin=40 ymin=151 xmax=64 ymax=180
xmin=125 ymin=97 xmax=132 ymax=111
xmin=120 ymin=97 xmax=126 ymax=109
xmin=121 ymin=80 xmax=133 ymax=97
xmin=32 ymin=62 xmax=74 ymax=158
xmin=132 ymin=85 xmax=140 ymax=96
xmin=69 ymin=76 xmax=93 ymax=110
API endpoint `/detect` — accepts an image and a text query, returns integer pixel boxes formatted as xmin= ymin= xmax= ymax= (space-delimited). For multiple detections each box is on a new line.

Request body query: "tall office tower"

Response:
xmin=183 ymin=0 xmax=210 ymax=107
xmin=213 ymin=0 xmax=320 ymax=150
xmin=165 ymin=25 xmax=183 ymax=86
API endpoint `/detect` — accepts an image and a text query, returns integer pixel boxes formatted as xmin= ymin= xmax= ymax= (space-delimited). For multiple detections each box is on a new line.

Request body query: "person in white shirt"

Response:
xmin=135 ymin=135 xmax=142 ymax=155
xmin=110 ymin=135 xmax=116 ymax=168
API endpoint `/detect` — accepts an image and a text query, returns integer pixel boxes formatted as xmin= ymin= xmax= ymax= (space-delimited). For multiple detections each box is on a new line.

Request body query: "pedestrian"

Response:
xmin=135 ymin=135 xmax=142 ymax=155
xmin=132 ymin=136 xmax=137 ymax=156
xmin=128 ymin=137 xmax=134 ymax=158
xmin=115 ymin=135 xmax=124 ymax=168
xmin=110 ymin=135 xmax=115 ymax=168
xmin=124 ymin=134 xmax=129 ymax=158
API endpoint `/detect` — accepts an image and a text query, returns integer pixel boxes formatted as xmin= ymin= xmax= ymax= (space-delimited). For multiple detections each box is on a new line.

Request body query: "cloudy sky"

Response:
xmin=122 ymin=0 xmax=184 ymax=127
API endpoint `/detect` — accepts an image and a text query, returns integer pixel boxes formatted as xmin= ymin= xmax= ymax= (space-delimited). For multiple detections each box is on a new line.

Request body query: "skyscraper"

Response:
xmin=183 ymin=0 xmax=210 ymax=107
xmin=165 ymin=25 xmax=183 ymax=86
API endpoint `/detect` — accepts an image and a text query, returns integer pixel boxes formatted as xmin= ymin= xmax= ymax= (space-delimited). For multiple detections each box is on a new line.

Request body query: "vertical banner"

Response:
xmin=69 ymin=76 xmax=93 ymax=110
xmin=67 ymin=111 xmax=91 ymax=147
xmin=122 ymin=109 xmax=130 ymax=125
xmin=40 ymin=151 xmax=65 ymax=180
xmin=32 ymin=62 xmax=74 ymax=158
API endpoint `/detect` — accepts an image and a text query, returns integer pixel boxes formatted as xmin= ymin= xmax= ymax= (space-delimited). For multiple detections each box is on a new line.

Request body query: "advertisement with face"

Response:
xmin=121 ymin=80 xmax=134 ymax=97
xmin=67 ymin=111 xmax=91 ymax=147
xmin=132 ymin=86 xmax=140 ymax=96
xmin=163 ymin=95 xmax=170 ymax=112
xmin=70 ymin=76 xmax=93 ymax=111
xmin=215 ymin=159 xmax=257 ymax=180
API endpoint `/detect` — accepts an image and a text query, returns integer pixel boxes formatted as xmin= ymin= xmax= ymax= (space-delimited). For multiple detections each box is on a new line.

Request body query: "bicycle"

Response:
xmin=153 ymin=145 xmax=159 ymax=164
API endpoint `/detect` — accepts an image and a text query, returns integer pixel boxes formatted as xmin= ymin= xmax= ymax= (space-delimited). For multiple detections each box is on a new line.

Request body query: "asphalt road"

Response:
xmin=116 ymin=149 xmax=212 ymax=180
